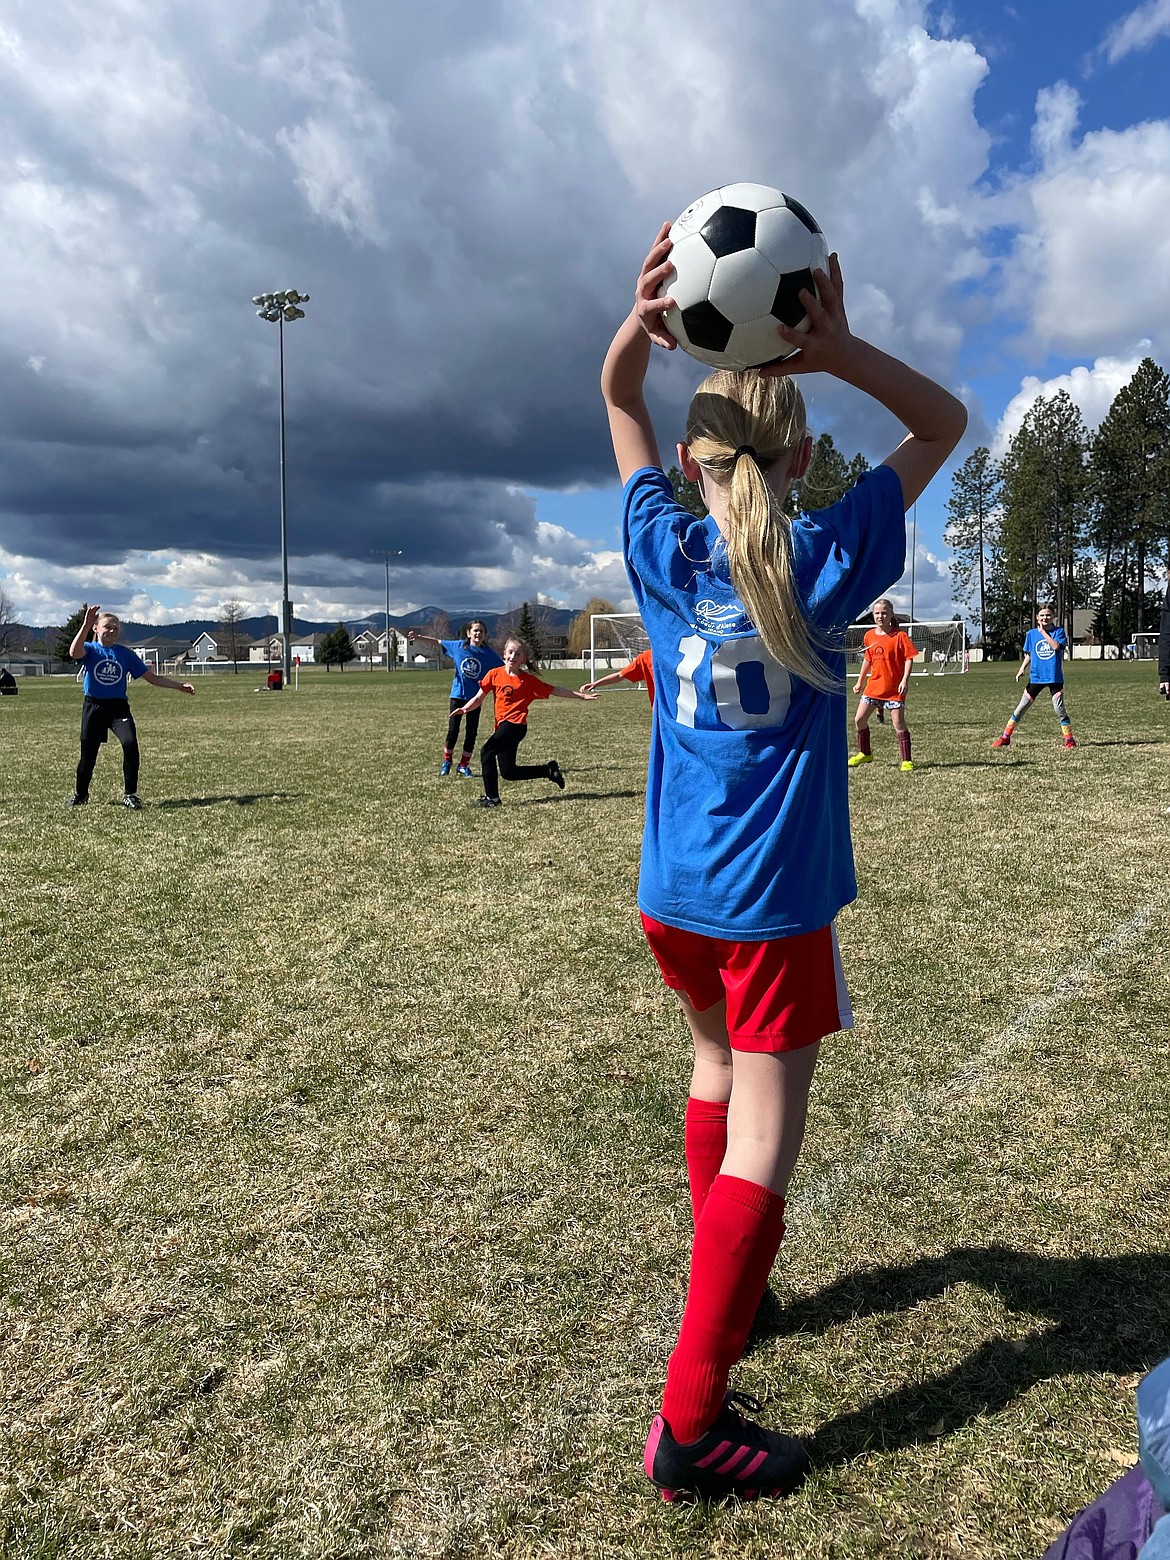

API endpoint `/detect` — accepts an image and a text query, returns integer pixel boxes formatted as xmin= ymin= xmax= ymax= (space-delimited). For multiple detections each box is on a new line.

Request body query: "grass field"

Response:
xmin=3 ymin=661 xmax=1169 ymax=1559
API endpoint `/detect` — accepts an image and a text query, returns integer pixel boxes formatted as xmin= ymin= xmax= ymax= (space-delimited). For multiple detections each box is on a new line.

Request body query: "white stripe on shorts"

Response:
xmin=831 ymin=923 xmax=854 ymax=1032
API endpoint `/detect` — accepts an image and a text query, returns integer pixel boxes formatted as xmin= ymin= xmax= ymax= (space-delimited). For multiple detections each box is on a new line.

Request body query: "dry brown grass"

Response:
xmin=2 ymin=661 xmax=1168 ymax=1557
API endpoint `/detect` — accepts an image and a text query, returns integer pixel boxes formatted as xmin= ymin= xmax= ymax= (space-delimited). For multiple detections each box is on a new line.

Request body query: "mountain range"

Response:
xmin=15 ymin=604 xmax=582 ymax=646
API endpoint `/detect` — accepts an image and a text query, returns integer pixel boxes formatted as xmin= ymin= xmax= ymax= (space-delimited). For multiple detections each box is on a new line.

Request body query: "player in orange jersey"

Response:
xmin=454 ymin=636 xmax=597 ymax=807
xmin=849 ymin=599 xmax=917 ymax=771
xmin=583 ymin=647 xmax=655 ymax=704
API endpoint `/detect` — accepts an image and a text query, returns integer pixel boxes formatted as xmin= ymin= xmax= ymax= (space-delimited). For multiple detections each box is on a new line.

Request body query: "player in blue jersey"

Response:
xmin=991 ymin=604 xmax=1076 ymax=749
xmin=409 ymin=620 xmax=504 ymax=776
xmin=601 ymin=225 xmax=966 ymax=1504
xmin=68 ymin=605 xmax=195 ymax=809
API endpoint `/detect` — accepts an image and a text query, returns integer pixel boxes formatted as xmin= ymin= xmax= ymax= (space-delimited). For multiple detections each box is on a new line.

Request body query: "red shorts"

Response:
xmin=640 ymin=914 xmax=852 ymax=1053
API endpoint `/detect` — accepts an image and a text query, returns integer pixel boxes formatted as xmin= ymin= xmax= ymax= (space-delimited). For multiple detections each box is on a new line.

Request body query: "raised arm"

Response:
xmin=765 ymin=255 xmax=967 ymax=509
xmin=551 ymin=685 xmax=598 ymax=702
xmin=70 ymin=603 xmax=100 ymax=660
xmin=600 ymin=224 xmax=678 ymax=485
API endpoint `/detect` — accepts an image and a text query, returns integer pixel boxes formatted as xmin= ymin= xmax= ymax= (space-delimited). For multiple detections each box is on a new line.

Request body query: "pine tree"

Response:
xmin=999 ymin=392 xmax=1088 ymax=641
xmin=318 ymin=624 xmax=356 ymax=670
xmin=945 ymin=448 xmax=1001 ymax=647
xmin=1088 ymin=357 xmax=1170 ymax=641
xmin=515 ymin=601 xmax=541 ymax=667
xmin=56 ymin=608 xmax=87 ymax=662
xmin=789 ymin=434 xmax=868 ymax=516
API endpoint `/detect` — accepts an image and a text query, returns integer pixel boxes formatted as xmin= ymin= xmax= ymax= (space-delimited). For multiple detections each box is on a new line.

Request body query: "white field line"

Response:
xmin=795 ymin=904 xmax=1160 ymax=1221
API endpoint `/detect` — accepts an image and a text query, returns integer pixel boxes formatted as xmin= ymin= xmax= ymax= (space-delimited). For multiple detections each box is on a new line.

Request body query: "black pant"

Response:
xmin=445 ymin=698 xmax=481 ymax=757
xmin=77 ymin=697 xmax=140 ymax=797
xmin=479 ymin=721 xmax=549 ymax=800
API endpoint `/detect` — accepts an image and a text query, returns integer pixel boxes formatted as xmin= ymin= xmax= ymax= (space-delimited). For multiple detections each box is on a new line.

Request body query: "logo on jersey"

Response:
xmin=458 ymin=655 xmax=484 ymax=679
xmin=694 ymin=599 xmax=752 ymax=636
xmin=93 ymin=657 xmax=123 ymax=686
xmin=1033 ymin=637 xmax=1057 ymax=660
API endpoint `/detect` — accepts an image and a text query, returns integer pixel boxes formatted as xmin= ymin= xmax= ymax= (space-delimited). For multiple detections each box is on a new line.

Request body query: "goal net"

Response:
xmin=587 ymin=613 xmax=650 ymax=679
xmin=846 ymin=619 xmax=968 ymax=675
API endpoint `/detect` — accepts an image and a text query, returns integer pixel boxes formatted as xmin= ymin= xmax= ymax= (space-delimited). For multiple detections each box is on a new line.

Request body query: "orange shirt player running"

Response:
xmin=454 ymin=636 xmax=597 ymax=807
xmin=479 ymin=663 xmax=553 ymax=726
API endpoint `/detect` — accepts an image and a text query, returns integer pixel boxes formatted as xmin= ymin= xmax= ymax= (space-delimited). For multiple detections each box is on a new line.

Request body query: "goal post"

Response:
xmin=846 ymin=619 xmax=969 ymax=675
xmin=587 ymin=613 xmax=651 ymax=680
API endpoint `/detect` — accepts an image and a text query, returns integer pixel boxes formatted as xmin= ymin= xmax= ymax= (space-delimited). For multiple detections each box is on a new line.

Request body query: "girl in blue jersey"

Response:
xmin=602 ymin=225 xmax=966 ymax=1504
xmin=409 ymin=620 xmax=504 ymax=776
xmin=991 ymin=604 xmax=1076 ymax=749
xmin=68 ymin=605 xmax=195 ymax=809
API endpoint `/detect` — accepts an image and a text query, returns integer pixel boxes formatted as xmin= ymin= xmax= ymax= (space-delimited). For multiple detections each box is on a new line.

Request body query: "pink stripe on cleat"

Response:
xmin=695 ymin=1440 xmax=733 ymax=1468
xmin=737 ymin=1450 xmax=768 ymax=1479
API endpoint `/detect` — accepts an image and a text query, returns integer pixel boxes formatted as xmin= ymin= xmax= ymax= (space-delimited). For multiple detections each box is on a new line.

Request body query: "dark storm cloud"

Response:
xmin=0 ymin=0 xmax=992 ymax=603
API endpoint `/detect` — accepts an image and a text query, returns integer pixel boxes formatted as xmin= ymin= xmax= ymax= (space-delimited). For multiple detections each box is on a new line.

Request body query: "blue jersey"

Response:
xmin=441 ymin=640 xmax=503 ymax=701
xmin=1024 ymin=626 xmax=1066 ymax=684
xmin=623 ymin=464 xmax=905 ymax=940
xmin=81 ymin=642 xmax=148 ymax=699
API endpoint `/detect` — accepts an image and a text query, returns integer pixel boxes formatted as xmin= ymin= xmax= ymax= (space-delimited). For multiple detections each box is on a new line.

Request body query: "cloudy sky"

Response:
xmin=2 ymin=0 xmax=1168 ymax=631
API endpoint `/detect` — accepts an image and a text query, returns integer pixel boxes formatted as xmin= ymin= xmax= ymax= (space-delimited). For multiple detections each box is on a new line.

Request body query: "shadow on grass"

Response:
xmin=755 ymin=1246 xmax=1170 ymax=1465
xmin=509 ymin=789 xmax=644 ymax=806
xmin=1076 ymin=739 xmax=1165 ymax=748
xmin=913 ymin=759 xmax=1039 ymax=769
xmin=154 ymin=792 xmax=304 ymax=809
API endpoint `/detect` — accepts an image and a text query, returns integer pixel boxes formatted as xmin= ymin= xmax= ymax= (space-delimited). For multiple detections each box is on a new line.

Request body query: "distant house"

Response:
xmin=190 ymin=631 xmax=219 ymax=662
xmin=378 ymin=628 xmax=410 ymax=666
xmin=248 ymin=636 xmax=280 ymax=664
xmin=127 ymin=636 xmax=191 ymax=672
xmin=247 ymin=633 xmax=321 ymax=664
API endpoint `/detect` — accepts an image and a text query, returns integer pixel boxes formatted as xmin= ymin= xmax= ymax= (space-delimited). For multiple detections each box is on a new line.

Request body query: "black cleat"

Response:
xmin=644 ymin=1392 xmax=810 ymax=1504
xmin=66 ymin=793 xmax=88 ymax=809
xmin=122 ymin=794 xmax=143 ymax=810
xmin=548 ymin=760 xmax=566 ymax=791
xmin=470 ymin=796 xmax=502 ymax=808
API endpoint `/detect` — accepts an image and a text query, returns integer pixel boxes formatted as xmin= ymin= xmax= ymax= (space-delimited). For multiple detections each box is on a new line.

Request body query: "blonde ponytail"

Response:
xmin=685 ymin=371 xmax=838 ymax=694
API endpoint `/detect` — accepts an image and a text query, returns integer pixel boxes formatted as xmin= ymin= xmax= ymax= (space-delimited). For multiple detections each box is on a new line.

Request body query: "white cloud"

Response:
xmin=990 ymin=351 xmax=1149 ymax=455
xmin=1005 ymin=85 xmax=1170 ymax=358
xmin=1100 ymin=0 xmax=1170 ymax=63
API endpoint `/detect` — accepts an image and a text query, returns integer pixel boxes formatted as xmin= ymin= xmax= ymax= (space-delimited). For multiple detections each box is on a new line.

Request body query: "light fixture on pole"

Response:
xmin=374 ymin=551 xmax=403 ymax=672
xmin=251 ymin=288 xmax=310 ymax=688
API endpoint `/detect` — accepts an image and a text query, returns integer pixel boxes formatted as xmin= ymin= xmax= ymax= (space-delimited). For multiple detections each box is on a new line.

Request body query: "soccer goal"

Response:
xmin=1131 ymin=632 xmax=1159 ymax=660
xmin=587 ymin=613 xmax=650 ymax=678
xmin=846 ymin=619 xmax=969 ymax=675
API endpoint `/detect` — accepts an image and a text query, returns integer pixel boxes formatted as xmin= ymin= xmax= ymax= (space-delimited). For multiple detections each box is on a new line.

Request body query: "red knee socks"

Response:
xmin=660 ymin=1175 xmax=786 ymax=1443
xmin=684 ymin=1097 xmax=728 ymax=1228
xmin=898 ymin=729 xmax=912 ymax=763
xmin=857 ymin=726 xmax=872 ymax=756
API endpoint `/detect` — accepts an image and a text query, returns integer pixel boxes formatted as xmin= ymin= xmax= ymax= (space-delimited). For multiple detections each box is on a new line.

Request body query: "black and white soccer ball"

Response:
xmin=660 ymin=184 xmax=830 ymax=370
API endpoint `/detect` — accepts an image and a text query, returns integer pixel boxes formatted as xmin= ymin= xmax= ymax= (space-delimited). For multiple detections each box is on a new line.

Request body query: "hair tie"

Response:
xmin=733 ymin=444 xmax=758 ymax=463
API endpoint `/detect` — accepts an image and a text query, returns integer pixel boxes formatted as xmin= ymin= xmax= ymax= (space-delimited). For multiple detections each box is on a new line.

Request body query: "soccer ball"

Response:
xmin=660 ymin=183 xmax=830 ymax=370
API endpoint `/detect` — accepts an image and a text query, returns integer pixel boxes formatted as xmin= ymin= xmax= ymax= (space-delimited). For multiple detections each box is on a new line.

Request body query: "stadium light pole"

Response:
xmin=374 ymin=550 xmax=403 ymax=673
xmin=251 ymin=288 xmax=310 ymax=688
xmin=909 ymin=502 xmax=917 ymax=626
